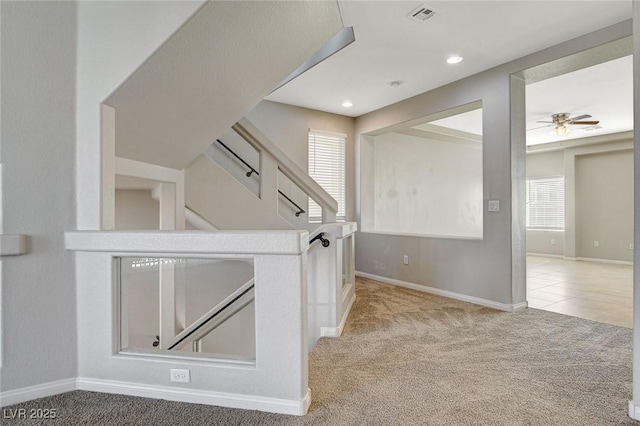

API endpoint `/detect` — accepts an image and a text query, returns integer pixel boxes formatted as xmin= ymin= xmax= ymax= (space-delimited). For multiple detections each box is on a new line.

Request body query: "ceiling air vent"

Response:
xmin=408 ymin=4 xmax=437 ymax=22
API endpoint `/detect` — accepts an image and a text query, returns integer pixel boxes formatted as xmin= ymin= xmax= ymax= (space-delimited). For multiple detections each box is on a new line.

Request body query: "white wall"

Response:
xmin=0 ymin=1 xmax=77 ymax=391
xmin=115 ymin=190 xmax=159 ymax=230
xmin=371 ymin=132 xmax=483 ymax=239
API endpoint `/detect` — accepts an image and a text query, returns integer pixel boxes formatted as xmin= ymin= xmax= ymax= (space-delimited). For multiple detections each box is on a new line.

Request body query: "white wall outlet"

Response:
xmin=488 ymin=200 xmax=500 ymax=212
xmin=403 ymin=255 xmax=409 ymax=265
xmin=630 ymin=243 xmax=634 ymax=250
xmin=593 ymin=241 xmax=599 ymax=248
xmin=170 ymin=368 xmax=190 ymax=383
xmin=550 ymin=238 xmax=555 ymax=245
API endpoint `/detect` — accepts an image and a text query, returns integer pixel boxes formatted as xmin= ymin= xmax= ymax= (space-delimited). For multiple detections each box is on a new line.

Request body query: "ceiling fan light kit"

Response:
xmin=530 ymin=112 xmax=600 ymax=137
xmin=553 ymin=124 xmax=570 ymax=136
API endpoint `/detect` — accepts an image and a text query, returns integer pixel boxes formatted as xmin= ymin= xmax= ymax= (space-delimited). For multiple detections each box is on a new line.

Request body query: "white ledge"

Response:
xmin=65 ymin=231 xmax=308 ymax=255
xmin=318 ymin=222 xmax=357 ymax=239
xmin=0 ymin=234 xmax=28 ymax=256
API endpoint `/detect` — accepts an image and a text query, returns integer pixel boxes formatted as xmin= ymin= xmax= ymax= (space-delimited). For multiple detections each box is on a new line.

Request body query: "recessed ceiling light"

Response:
xmin=342 ymin=101 xmax=353 ymax=108
xmin=446 ymin=55 xmax=463 ymax=64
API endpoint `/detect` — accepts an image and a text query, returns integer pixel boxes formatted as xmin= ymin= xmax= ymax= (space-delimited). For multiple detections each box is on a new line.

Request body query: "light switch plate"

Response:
xmin=488 ymin=200 xmax=500 ymax=212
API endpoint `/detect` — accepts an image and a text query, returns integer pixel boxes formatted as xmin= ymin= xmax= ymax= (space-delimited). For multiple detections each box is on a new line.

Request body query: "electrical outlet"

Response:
xmin=170 ymin=369 xmax=190 ymax=383
xmin=550 ymin=238 xmax=555 ymax=245
xmin=403 ymin=255 xmax=409 ymax=265
xmin=630 ymin=243 xmax=634 ymax=250
xmin=593 ymin=241 xmax=599 ymax=248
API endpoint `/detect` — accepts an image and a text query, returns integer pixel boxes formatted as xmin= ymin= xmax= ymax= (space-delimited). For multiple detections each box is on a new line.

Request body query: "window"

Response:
xmin=526 ymin=177 xmax=565 ymax=229
xmin=308 ymin=130 xmax=346 ymax=222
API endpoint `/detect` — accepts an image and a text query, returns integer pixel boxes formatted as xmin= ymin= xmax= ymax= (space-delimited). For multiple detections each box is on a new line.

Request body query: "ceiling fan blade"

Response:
xmin=570 ymin=120 xmax=599 ymax=125
xmin=568 ymin=114 xmax=592 ymax=121
xmin=527 ymin=124 xmax=554 ymax=131
xmin=535 ymin=121 xmax=554 ymax=123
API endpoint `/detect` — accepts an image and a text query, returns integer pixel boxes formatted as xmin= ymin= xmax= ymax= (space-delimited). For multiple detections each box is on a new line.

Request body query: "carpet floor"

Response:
xmin=4 ymin=277 xmax=636 ymax=425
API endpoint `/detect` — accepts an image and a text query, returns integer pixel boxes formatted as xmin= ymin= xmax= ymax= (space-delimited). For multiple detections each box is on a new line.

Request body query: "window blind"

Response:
xmin=526 ymin=177 xmax=565 ymax=229
xmin=308 ymin=130 xmax=346 ymax=222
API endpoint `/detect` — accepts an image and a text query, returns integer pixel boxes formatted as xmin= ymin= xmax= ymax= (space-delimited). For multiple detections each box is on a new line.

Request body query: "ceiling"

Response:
xmin=526 ymin=55 xmax=633 ymax=146
xmin=400 ymin=54 xmax=633 ymax=147
xmin=266 ymin=1 xmax=632 ymax=118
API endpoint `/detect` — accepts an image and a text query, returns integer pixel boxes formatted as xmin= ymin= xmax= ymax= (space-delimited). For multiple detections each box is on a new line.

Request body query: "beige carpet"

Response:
xmin=4 ymin=277 xmax=636 ymax=425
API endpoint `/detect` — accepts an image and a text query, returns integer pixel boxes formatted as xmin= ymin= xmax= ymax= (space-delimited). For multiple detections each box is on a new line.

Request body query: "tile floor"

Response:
xmin=527 ymin=255 xmax=633 ymax=328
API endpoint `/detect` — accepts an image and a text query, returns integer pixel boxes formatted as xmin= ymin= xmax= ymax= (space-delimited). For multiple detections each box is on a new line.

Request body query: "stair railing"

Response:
xmin=165 ymin=278 xmax=255 ymax=351
xmin=232 ymin=118 xmax=338 ymax=223
xmin=214 ymin=135 xmax=308 ymax=220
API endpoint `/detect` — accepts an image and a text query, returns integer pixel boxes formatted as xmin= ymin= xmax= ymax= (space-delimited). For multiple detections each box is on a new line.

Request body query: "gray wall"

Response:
xmin=0 ymin=1 xmax=77 ymax=390
xmin=354 ymin=21 xmax=631 ymax=307
xmin=576 ymin=149 xmax=633 ymax=261
xmin=526 ymin=140 xmax=634 ymax=262
xmin=115 ymin=190 xmax=159 ymax=230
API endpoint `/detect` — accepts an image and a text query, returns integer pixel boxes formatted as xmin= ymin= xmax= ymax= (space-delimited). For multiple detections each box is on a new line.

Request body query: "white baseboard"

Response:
xmin=629 ymin=401 xmax=640 ymax=420
xmin=511 ymin=302 xmax=529 ymax=311
xmin=0 ymin=378 xmax=77 ymax=407
xmin=526 ymin=252 xmax=564 ymax=259
xmin=77 ymin=378 xmax=310 ymax=416
xmin=356 ymin=271 xmax=524 ymax=312
xmin=576 ymin=257 xmax=633 ymax=266
xmin=529 ymin=254 xmax=633 ymax=266
xmin=320 ymin=289 xmax=356 ymax=338
xmin=1 ymin=376 xmax=310 ymax=415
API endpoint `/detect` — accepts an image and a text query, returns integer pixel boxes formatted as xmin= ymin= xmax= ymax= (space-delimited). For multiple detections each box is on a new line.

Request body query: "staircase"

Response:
xmin=79 ymin=0 xmax=356 ymax=416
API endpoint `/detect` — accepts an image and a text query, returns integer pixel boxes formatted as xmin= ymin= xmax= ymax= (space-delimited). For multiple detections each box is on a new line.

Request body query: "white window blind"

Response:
xmin=526 ymin=177 xmax=565 ymax=229
xmin=308 ymin=130 xmax=346 ymax=222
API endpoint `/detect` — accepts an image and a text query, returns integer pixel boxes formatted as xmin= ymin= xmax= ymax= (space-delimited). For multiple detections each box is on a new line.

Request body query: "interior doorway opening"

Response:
xmin=517 ymin=37 xmax=633 ymax=327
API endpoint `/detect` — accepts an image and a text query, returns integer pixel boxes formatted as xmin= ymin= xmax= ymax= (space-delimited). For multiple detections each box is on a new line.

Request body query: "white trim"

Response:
xmin=115 ymin=157 xmax=182 ymax=184
xmin=549 ymin=256 xmax=634 ymax=266
xmin=308 ymin=128 xmax=347 ymax=139
xmin=576 ymin=257 xmax=633 ymax=266
xmin=511 ymin=302 xmax=528 ymax=311
xmin=629 ymin=401 xmax=640 ymax=420
xmin=65 ymin=230 xmax=308 ymax=255
xmin=526 ymin=252 xmax=565 ymax=259
xmin=0 ymin=234 xmax=28 ymax=256
xmin=320 ymin=290 xmax=356 ymax=337
xmin=0 ymin=378 xmax=77 ymax=407
xmin=185 ymin=207 xmax=219 ymax=231
xmin=77 ymin=378 xmax=311 ymax=416
xmin=359 ymin=229 xmax=482 ymax=241
xmin=356 ymin=271 xmax=523 ymax=312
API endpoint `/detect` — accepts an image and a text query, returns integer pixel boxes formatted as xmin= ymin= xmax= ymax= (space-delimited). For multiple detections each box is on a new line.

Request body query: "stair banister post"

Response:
xmin=322 ymin=209 xmax=336 ymax=223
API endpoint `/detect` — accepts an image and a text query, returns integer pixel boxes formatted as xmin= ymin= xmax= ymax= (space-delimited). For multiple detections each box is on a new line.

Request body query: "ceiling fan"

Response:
xmin=529 ymin=112 xmax=600 ymax=135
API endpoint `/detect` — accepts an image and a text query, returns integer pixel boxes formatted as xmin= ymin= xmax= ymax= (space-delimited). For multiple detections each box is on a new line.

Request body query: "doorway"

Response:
xmin=520 ymin=40 xmax=633 ymax=327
